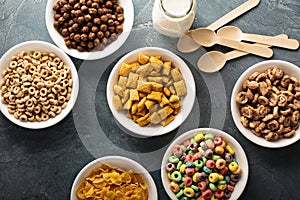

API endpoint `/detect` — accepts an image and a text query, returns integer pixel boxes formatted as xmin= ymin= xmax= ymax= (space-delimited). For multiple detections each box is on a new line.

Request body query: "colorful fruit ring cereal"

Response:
xmin=163 ymin=130 xmax=246 ymax=200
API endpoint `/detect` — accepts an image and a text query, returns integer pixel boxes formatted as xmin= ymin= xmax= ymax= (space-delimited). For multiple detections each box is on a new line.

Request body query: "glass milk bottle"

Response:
xmin=152 ymin=0 xmax=196 ymax=37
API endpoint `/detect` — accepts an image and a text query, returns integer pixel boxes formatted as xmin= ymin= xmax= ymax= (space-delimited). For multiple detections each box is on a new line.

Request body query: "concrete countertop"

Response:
xmin=0 ymin=0 xmax=299 ymax=199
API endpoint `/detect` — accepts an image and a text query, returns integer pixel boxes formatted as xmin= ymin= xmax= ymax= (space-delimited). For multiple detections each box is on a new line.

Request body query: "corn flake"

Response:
xmin=76 ymin=164 xmax=148 ymax=200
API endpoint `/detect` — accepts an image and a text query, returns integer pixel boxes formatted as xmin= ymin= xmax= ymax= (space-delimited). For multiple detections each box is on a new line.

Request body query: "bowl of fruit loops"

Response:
xmin=161 ymin=128 xmax=248 ymax=200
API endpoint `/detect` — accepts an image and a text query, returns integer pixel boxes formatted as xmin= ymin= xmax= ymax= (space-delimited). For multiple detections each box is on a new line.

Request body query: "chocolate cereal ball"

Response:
xmin=52 ymin=0 xmax=124 ymax=52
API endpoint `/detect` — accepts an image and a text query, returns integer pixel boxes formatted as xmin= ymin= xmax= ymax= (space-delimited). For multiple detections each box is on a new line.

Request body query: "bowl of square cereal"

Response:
xmin=70 ymin=156 xmax=158 ymax=200
xmin=106 ymin=47 xmax=196 ymax=137
xmin=161 ymin=128 xmax=249 ymax=200
xmin=231 ymin=60 xmax=300 ymax=148
xmin=0 ymin=40 xmax=79 ymax=129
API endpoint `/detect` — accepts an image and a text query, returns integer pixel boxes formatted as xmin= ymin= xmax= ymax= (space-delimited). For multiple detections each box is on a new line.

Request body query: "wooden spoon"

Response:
xmin=190 ymin=28 xmax=273 ymax=58
xmin=177 ymin=0 xmax=261 ymax=53
xmin=217 ymin=26 xmax=299 ymax=50
xmin=198 ymin=34 xmax=288 ymax=73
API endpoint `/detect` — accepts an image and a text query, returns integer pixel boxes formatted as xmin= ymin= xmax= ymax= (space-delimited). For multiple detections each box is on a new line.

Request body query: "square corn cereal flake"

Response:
xmin=113 ymin=84 xmax=124 ymax=97
xmin=174 ymin=80 xmax=187 ymax=96
xmin=137 ymin=82 xmax=152 ymax=93
xmin=171 ymin=68 xmax=183 ymax=82
xmin=138 ymin=53 xmax=149 ymax=64
xmin=123 ymin=99 xmax=132 ymax=110
xmin=113 ymin=95 xmax=122 ymax=110
xmin=119 ymin=62 xmax=132 ymax=76
xmin=147 ymin=91 xmax=162 ymax=101
xmin=118 ymin=76 xmax=128 ymax=88
xmin=129 ymin=61 xmax=140 ymax=71
xmin=126 ymin=72 xmax=139 ymax=88
xmin=158 ymin=105 xmax=174 ymax=120
xmin=136 ymin=63 xmax=153 ymax=76
xmin=130 ymin=89 xmax=139 ymax=101
xmin=150 ymin=112 xmax=162 ymax=124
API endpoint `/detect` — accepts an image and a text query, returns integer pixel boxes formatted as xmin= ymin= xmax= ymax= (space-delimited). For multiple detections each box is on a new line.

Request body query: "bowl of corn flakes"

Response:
xmin=106 ymin=47 xmax=196 ymax=137
xmin=70 ymin=156 xmax=158 ymax=200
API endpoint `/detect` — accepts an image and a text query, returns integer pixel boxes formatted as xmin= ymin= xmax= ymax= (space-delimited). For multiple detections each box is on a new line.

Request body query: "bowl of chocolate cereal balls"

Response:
xmin=45 ymin=0 xmax=134 ymax=60
xmin=0 ymin=40 xmax=79 ymax=129
xmin=106 ymin=47 xmax=196 ymax=137
xmin=231 ymin=60 xmax=300 ymax=148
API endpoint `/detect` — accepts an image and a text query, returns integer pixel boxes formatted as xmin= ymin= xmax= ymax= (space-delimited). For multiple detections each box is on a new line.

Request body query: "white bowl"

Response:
xmin=161 ymin=128 xmax=249 ymax=200
xmin=70 ymin=156 xmax=158 ymax=200
xmin=45 ymin=0 xmax=134 ymax=60
xmin=231 ymin=60 xmax=300 ymax=148
xmin=0 ymin=40 xmax=79 ymax=129
xmin=106 ymin=47 xmax=196 ymax=137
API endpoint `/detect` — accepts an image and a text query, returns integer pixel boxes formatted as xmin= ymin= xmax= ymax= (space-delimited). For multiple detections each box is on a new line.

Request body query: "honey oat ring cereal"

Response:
xmin=161 ymin=128 xmax=248 ymax=200
xmin=0 ymin=40 xmax=79 ymax=129
xmin=70 ymin=156 xmax=158 ymax=200
xmin=231 ymin=60 xmax=300 ymax=148
xmin=106 ymin=47 xmax=196 ymax=137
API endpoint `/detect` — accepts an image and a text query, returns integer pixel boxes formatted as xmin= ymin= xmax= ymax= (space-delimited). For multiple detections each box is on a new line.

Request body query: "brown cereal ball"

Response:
xmin=52 ymin=0 xmax=125 ymax=52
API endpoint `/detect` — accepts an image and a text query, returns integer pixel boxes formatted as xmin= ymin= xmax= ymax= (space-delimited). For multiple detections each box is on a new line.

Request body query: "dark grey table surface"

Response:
xmin=0 ymin=0 xmax=299 ymax=199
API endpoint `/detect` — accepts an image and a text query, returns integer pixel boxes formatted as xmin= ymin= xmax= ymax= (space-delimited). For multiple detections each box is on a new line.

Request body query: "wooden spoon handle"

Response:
xmin=208 ymin=0 xmax=260 ymax=30
xmin=225 ymin=34 xmax=288 ymax=60
xmin=177 ymin=0 xmax=260 ymax=53
xmin=243 ymin=34 xmax=299 ymax=50
xmin=218 ymin=37 xmax=273 ymax=58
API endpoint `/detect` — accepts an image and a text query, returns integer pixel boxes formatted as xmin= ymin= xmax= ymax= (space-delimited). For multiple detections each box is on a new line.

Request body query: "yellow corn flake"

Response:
xmin=163 ymin=87 xmax=171 ymax=97
xmin=169 ymin=94 xmax=180 ymax=103
xmin=76 ymin=164 xmax=148 ymax=200
xmin=150 ymin=56 xmax=163 ymax=65
xmin=129 ymin=61 xmax=140 ymax=71
xmin=123 ymin=99 xmax=132 ymax=110
xmin=147 ymin=91 xmax=162 ymax=101
xmin=119 ymin=62 xmax=132 ymax=76
xmin=145 ymin=100 xmax=156 ymax=110
xmin=137 ymin=82 xmax=152 ymax=93
xmin=161 ymin=114 xmax=175 ymax=127
xmin=151 ymin=82 xmax=163 ymax=92
xmin=137 ymin=97 xmax=147 ymax=112
xmin=138 ymin=53 xmax=149 ymax=64
xmin=159 ymin=94 xmax=169 ymax=107
xmin=136 ymin=113 xmax=150 ymax=127
xmin=131 ymin=102 xmax=138 ymax=114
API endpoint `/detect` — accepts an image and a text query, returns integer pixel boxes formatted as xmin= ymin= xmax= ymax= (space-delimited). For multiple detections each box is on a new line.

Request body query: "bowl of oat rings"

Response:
xmin=231 ymin=60 xmax=300 ymax=148
xmin=45 ymin=0 xmax=134 ymax=60
xmin=106 ymin=47 xmax=196 ymax=137
xmin=0 ymin=40 xmax=79 ymax=129
xmin=70 ymin=156 xmax=158 ymax=200
xmin=161 ymin=128 xmax=249 ymax=200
